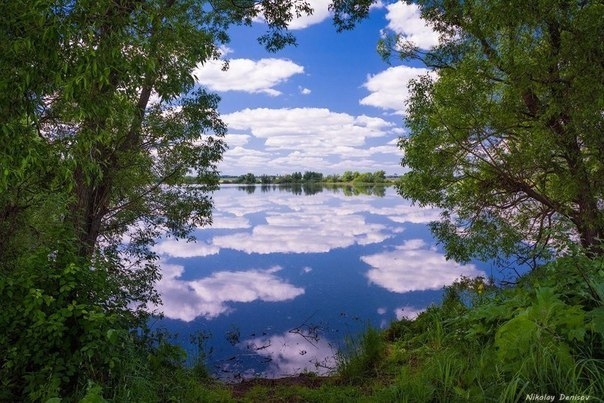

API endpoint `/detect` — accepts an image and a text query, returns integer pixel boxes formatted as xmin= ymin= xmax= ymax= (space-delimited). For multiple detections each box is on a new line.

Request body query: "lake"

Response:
xmin=153 ymin=184 xmax=490 ymax=380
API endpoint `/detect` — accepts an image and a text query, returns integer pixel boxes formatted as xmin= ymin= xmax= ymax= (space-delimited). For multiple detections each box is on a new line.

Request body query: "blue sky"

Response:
xmin=192 ymin=1 xmax=439 ymax=176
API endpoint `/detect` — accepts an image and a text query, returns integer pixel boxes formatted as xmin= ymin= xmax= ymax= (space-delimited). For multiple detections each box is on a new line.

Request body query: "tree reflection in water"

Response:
xmin=238 ymin=183 xmax=387 ymax=197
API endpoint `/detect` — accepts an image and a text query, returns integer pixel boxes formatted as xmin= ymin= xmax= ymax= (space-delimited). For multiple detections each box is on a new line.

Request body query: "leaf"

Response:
xmin=593 ymin=281 xmax=604 ymax=304
xmin=495 ymin=310 xmax=537 ymax=363
xmin=586 ymin=306 xmax=604 ymax=338
xmin=106 ymin=329 xmax=119 ymax=344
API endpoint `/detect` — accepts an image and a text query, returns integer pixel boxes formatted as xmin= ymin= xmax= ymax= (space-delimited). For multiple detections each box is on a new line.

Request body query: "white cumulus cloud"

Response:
xmin=224 ymin=107 xmax=394 ymax=149
xmin=288 ymin=0 xmax=333 ymax=29
xmin=193 ymin=58 xmax=304 ymax=96
xmin=224 ymin=134 xmax=251 ymax=148
xmin=156 ymin=264 xmax=305 ymax=321
xmin=360 ymin=65 xmax=431 ymax=114
xmin=218 ymin=105 xmax=405 ymax=174
xmin=243 ymin=331 xmax=337 ymax=378
xmin=385 ymin=2 xmax=440 ymax=49
xmin=154 ymin=239 xmax=219 ymax=258
xmin=254 ymin=0 xmax=332 ymax=30
xmin=362 ymin=239 xmax=484 ymax=293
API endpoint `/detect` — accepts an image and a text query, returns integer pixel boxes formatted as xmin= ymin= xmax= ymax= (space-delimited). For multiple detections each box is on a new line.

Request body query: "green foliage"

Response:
xmin=493 ymin=287 xmax=583 ymax=372
xmin=259 ymin=174 xmax=273 ymax=185
xmin=395 ymin=0 xmax=604 ymax=262
xmin=337 ymin=327 xmax=387 ymax=384
xmin=235 ymin=170 xmax=391 ymax=185
xmin=0 ymin=1 xmax=337 ymax=401
xmin=238 ymin=382 xmax=369 ymax=403
xmin=376 ymin=257 xmax=604 ymax=402
xmin=341 ymin=170 xmax=358 ymax=182
xmin=0 ymin=244 xmax=186 ymax=401
xmin=303 ymin=171 xmax=324 ymax=182
xmin=237 ymin=172 xmax=258 ymax=184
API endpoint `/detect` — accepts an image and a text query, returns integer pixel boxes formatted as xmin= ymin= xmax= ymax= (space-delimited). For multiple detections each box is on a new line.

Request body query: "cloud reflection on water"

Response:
xmin=153 ymin=187 xmax=411 ymax=258
xmin=362 ymin=239 xmax=484 ymax=293
xmin=213 ymin=211 xmax=390 ymax=254
xmin=377 ymin=204 xmax=442 ymax=225
xmin=156 ymin=187 xmax=479 ymax=323
xmin=154 ymin=186 xmax=490 ymax=380
xmin=241 ymin=331 xmax=337 ymax=378
xmin=156 ymin=263 xmax=304 ymax=321
xmin=154 ymin=239 xmax=220 ymax=258
xmin=211 ymin=213 xmax=252 ymax=229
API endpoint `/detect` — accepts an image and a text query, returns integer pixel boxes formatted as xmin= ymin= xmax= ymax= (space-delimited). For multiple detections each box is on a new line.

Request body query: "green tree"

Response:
xmin=260 ymin=174 xmax=273 ymax=184
xmin=325 ymin=174 xmax=341 ymax=182
xmin=0 ymin=0 xmax=319 ymax=399
xmin=373 ymin=170 xmax=386 ymax=183
xmin=303 ymin=170 xmax=323 ymax=182
xmin=392 ymin=0 xmax=604 ymax=262
xmin=274 ymin=174 xmax=291 ymax=184
xmin=292 ymin=171 xmax=303 ymax=182
xmin=342 ymin=170 xmax=358 ymax=182
xmin=353 ymin=172 xmax=374 ymax=183
xmin=238 ymin=172 xmax=257 ymax=184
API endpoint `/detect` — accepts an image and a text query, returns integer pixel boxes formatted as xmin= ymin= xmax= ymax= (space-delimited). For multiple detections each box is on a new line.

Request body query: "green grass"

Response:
xmin=337 ymin=327 xmax=386 ymax=384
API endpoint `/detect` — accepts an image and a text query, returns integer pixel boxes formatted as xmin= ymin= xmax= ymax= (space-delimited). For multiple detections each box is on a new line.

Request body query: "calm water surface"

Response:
xmin=153 ymin=184 xmax=490 ymax=380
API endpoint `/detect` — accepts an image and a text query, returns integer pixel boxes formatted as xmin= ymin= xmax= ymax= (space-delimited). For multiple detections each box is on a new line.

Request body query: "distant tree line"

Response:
xmin=229 ymin=170 xmax=389 ymax=185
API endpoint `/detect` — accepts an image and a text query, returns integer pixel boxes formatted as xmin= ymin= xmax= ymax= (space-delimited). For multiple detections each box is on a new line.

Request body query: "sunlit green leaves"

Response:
xmin=398 ymin=0 xmax=604 ymax=262
xmin=0 ymin=1 xmax=326 ymax=399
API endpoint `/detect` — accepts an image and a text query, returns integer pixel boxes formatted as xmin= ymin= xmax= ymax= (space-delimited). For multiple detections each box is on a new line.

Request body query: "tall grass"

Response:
xmin=337 ymin=327 xmax=386 ymax=384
